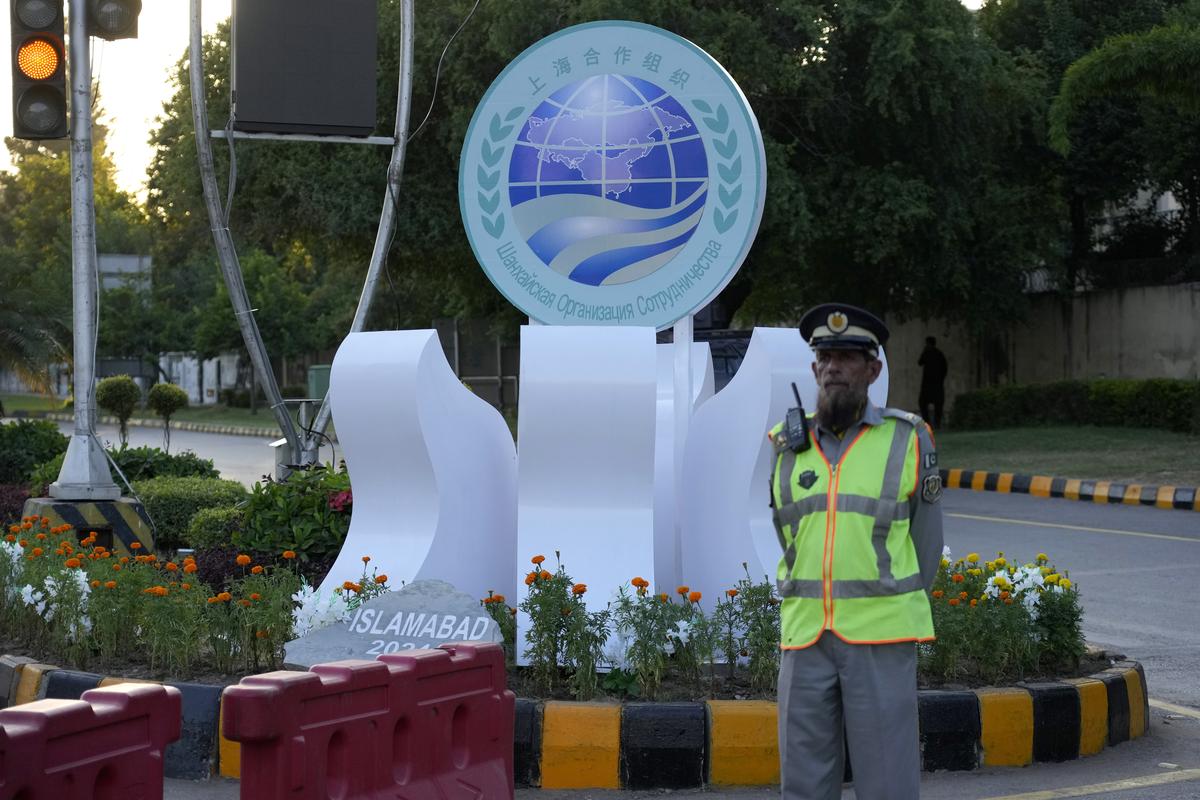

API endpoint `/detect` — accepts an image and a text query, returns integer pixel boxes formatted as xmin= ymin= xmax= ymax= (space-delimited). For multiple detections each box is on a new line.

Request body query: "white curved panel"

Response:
xmin=323 ymin=331 xmax=517 ymax=603
xmin=679 ymin=328 xmax=890 ymax=604
xmin=516 ymin=325 xmax=657 ymax=661
xmin=653 ymin=342 xmax=714 ymax=591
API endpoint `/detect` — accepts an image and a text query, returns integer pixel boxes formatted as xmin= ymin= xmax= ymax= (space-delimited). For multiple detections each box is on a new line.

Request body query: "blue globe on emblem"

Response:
xmin=508 ymin=74 xmax=709 ymax=286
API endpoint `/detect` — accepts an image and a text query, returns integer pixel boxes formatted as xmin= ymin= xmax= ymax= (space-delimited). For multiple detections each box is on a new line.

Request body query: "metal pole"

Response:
xmin=51 ymin=0 xmax=119 ymax=500
xmin=305 ymin=0 xmax=416 ymax=460
xmin=671 ymin=314 xmax=694 ymax=588
xmin=189 ymin=0 xmax=301 ymax=472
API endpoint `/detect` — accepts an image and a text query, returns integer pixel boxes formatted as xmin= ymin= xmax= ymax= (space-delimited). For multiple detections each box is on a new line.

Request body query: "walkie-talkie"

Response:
xmin=784 ymin=382 xmax=811 ymax=452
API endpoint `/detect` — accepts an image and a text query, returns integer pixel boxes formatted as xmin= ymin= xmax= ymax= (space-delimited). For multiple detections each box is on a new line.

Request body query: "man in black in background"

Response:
xmin=918 ymin=337 xmax=947 ymax=428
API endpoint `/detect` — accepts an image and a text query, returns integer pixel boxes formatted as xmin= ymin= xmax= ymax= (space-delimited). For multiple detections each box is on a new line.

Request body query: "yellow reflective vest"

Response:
xmin=768 ymin=411 xmax=935 ymax=649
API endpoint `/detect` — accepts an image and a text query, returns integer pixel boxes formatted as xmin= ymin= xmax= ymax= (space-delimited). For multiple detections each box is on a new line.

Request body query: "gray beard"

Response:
xmin=816 ymin=387 xmax=867 ymax=434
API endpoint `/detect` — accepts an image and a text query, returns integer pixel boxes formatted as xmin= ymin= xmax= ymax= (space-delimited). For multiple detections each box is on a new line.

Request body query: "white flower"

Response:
xmin=942 ymin=545 xmax=953 ymax=558
xmin=291 ymin=582 xmax=350 ymax=638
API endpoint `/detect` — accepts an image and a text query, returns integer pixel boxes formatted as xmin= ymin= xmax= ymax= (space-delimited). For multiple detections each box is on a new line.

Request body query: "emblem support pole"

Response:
xmin=672 ymin=312 xmax=694 ymax=585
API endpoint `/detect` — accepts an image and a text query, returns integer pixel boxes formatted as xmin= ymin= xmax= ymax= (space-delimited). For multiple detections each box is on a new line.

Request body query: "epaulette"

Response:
xmin=880 ymin=407 xmax=921 ymax=428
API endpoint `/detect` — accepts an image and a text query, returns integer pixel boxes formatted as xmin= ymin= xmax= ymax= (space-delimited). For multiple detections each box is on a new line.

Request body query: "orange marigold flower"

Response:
xmin=282 ymin=550 xmax=296 ymax=560
xmin=658 ymin=593 xmax=669 ymax=603
xmin=183 ymin=563 xmax=197 ymax=574
xmin=970 ymin=599 xmax=978 ymax=607
xmin=375 ymin=574 xmax=388 ymax=584
xmin=207 ymin=597 xmax=220 ymax=604
xmin=90 ymin=580 xmax=101 ymax=588
xmin=361 ymin=555 xmax=371 ymax=564
xmin=531 ymin=554 xmax=546 ymax=565
xmin=726 ymin=589 xmax=739 ymax=598
xmin=35 ymin=532 xmax=46 ymax=540
xmin=348 ymin=583 xmax=362 ymax=593
xmin=948 ymin=598 xmax=960 ymax=606
xmin=510 ymin=608 xmax=517 ymax=616
xmin=524 ymin=573 xmax=536 ymax=586
xmin=31 ymin=547 xmax=43 ymax=557
xmin=1004 ymin=597 xmax=1014 ymax=605
xmin=539 ymin=570 xmax=551 ymax=580
xmin=218 ymin=591 xmax=232 ymax=602
xmin=931 ymin=590 xmax=944 ymax=598
xmin=249 ymin=593 xmax=262 ymax=601
xmin=64 ymin=557 xmax=81 ymax=569
xmin=104 ymin=580 xmax=117 ymax=589
xmin=952 ymin=574 xmax=965 ymax=584
xmin=676 ymin=585 xmax=689 ymax=596
xmin=120 ymin=556 xmax=129 ymax=564
xmin=165 ymin=562 xmax=179 ymax=572
xmin=54 ymin=548 xmax=64 ymax=556
xmin=40 ymin=517 xmax=49 ymax=526
xmin=251 ymin=565 xmax=264 ymax=575
xmin=112 ymin=563 xmax=122 ymax=571
xmin=239 ymin=599 xmax=251 ymax=607
xmin=236 ymin=554 xmax=252 ymax=566
xmin=343 ymin=580 xmax=356 ymax=590
xmin=21 ymin=522 xmax=32 ymax=530
xmin=999 ymin=590 xmax=1011 ymax=600
xmin=688 ymin=591 xmax=702 ymax=603
xmin=130 ymin=542 xmax=141 ymax=550
xmin=631 ymin=576 xmax=649 ymax=589
xmin=181 ymin=583 xmax=192 ymax=591
xmin=959 ymin=591 xmax=969 ymax=600
xmin=572 ymin=583 xmax=587 ymax=595
xmin=493 ymin=593 xmax=505 ymax=603
xmin=4 ymin=534 xmax=15 ymax=542
xmin=256 ymin=630 xmax=268 ymax=639
xmin=7 ymin=525 xmax=18 ymax=534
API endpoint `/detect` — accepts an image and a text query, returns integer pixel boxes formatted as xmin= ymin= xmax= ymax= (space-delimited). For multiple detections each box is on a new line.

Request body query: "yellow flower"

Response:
xmin=1036 ymin=552 xmax=1049 ymax=563
xmin=1045 ymin=573 xmax=1060 ymax=584
xmin=1060 ymin=578 xmax=1072 ymax=590
xmin=985 ymin=561 xmax=995 ymax=571
xmin=968 ymin=568 xmax=982 ymax=577
xmin=995 ymin=557 xmax=1007 ymax=567
xmin=967 ymin=552 xmax=979 ymax=563
xmin=940 ymin=557 xmax=949 ymax=568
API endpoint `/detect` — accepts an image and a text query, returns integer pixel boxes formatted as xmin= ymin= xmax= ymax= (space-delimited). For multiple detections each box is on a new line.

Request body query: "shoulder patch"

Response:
xmin=881 ymin=407 xmax=920 ymax=427
xmin=922 ymin=473 xmax=943 ymax=504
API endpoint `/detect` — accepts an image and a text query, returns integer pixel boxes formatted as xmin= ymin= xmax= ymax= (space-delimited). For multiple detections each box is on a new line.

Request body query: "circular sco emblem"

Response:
xmin=459 ymin=20 xmax=766 ymax=330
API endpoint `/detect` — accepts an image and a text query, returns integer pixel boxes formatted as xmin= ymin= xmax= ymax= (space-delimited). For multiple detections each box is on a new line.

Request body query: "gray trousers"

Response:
xmin=778 ymin=634 xmax=920 ymax=800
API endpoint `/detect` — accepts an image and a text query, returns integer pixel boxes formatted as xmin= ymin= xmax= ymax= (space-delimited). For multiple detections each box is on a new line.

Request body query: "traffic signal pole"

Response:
xmin=50 ymin=0 xmax=120 ymax=500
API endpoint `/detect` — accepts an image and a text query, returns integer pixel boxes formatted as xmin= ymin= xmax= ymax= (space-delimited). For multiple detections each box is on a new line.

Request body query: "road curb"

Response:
xmin=33 ymin=411 xmax=291 ymax=440
xmin=941 ymin=468 xmax=1200 ymax=512
xmin=0 ymin=658 xmax=1151 ymax=786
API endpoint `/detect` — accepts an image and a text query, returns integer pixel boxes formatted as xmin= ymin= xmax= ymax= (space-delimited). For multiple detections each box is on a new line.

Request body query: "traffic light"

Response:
xmin=86 ymin=0 xmax=140 ymax=41
xmin=11 ymin=0 xmax=68 ymax=140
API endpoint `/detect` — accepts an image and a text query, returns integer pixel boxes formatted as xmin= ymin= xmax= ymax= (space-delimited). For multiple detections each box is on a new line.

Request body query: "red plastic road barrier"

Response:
xmin=223 ymin=642 xmax=515 ymax=800
xmin=0 ymin=683 xmax=182 ymax=800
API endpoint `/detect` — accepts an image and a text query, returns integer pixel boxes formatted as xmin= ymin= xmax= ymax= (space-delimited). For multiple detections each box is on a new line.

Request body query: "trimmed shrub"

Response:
xmin=0 ymin=419 xmax=69 ymax=485
xmin=28 ymin=446 xmax=219 ymax=497
xmin=96 ymin=375 xmax=141 ymax=446
xmin=953 ymin=378 xmax=1200 ymax=433
xmin=0 ymin=483 xmax=30 ymax=524
xmin=186 ymin=506 xmax=244 ymax=551
xmin=235 ymin=465 xmax=351 ymax=563
xmin=147 ymin=383 xmax=189 ymax=452
xmin=132 ymin=476 xmax=248 ymax=552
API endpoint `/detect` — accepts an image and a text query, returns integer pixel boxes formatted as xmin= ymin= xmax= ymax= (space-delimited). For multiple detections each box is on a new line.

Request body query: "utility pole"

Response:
xmin=49 ymin=0 xmax=120 ymax=501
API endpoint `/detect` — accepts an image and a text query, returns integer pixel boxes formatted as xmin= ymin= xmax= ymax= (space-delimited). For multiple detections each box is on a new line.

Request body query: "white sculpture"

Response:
xmin=679 ymin=327 xmax=889 ymax=605
xmin=653 ymin=342 xmax=714 ymax=591
xmin=514 ymin=325 xmax=658 ymax=661
xmin=323 ymin=331 xmax=517 ymax=602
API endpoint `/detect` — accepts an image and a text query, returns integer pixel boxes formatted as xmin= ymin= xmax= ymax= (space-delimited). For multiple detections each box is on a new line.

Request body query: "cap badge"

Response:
xmin=828 ymin=311 xmax=848 ymax=334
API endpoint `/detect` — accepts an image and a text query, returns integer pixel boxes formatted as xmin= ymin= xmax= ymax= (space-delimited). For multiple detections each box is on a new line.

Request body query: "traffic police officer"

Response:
xmin=769 ymin=303 xmax=943 ymax=800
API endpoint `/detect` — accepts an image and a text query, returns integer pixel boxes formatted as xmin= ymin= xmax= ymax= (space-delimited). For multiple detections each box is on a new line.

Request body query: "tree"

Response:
xmin=96 ymin=374 xmax=141 ymax=446
xmin=147 ymin=383 xmax=188 ymax=453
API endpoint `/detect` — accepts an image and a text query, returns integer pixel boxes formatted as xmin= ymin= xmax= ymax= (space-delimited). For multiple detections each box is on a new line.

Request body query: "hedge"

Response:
xmin=0 ymin=420 xmax=68 ymax=485
xmin=131 ymin=476 xmax=248 ymax=552
xmin=952 ymin=378 xmax=1200 ymax=433
xmin=186 ymin=506 xmax=244 ymax=551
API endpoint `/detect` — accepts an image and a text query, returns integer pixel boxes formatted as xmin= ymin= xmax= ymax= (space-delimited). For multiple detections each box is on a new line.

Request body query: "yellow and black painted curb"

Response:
xmin=0 ymin=658 xmax=1152 ymax=787
xmin=941 ymin=468 xmax=1199 ymax=512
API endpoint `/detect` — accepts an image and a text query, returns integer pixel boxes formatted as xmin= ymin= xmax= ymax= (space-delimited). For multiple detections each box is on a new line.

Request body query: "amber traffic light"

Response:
xmin=10 ymin=0 xmax=67 ymax=139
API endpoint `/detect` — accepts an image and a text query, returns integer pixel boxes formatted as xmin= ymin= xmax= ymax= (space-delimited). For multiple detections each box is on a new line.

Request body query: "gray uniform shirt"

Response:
xmin=812 ymin=402 xmax=944 ymax=591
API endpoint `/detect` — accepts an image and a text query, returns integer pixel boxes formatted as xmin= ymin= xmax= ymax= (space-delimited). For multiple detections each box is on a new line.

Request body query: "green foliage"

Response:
xmin=186 ymin=506 xmax=244 ymax=551
xmin=132 ymin=476 xmax=248 ymax=551
xmin=0 ymin=420 xmax=68 ymax=485
xmin=96 ymin=375 xmax=142 ymax=445
xmin=611 ymin=581 xmax=689 ymax=700
xmin=235 ymin=465 xmax=351 ymax=563
xmin=29 ymin=445 xmax=218 ymax=496
xmin=518 ymin=555 xmax=574 ymax=696
xmin=482 ymin=590 xmax=517 ymax=664
xmin=147 ymin=383 xmax=188 ymax=420
xmin=952 ymin=378 xmax=1200 ymax=433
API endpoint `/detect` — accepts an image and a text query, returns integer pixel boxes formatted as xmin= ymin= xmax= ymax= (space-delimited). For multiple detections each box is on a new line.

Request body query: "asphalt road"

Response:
xmin=45 ymin=422 xmax=1200 ymax=798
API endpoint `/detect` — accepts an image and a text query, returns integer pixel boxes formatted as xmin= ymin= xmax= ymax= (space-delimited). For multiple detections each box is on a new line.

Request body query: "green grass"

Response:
xmin=937 ymin=425 xmax=1200 ymax=486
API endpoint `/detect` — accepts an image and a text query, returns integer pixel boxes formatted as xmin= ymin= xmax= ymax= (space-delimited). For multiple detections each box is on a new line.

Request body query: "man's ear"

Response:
xmin=866 ymin=357 xmax=883 ymax=384
xmin=811 ymin=360 xmax=819 ymax=380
